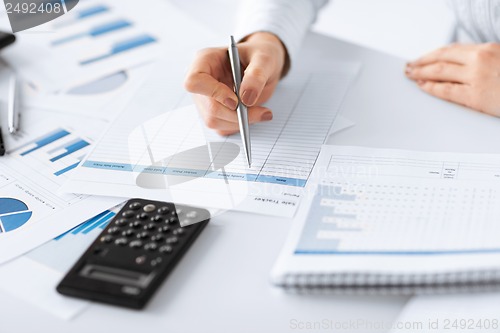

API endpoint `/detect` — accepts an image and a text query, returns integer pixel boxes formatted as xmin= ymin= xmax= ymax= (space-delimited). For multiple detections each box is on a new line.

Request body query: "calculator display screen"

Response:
xmin=80 ymin=264 xmax=154 ymax=288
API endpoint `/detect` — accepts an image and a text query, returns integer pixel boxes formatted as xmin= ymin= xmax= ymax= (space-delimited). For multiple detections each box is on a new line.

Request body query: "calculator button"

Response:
xmin=129 ymin=220 xmax=142 ymax=229
xmin=143 ymin=204 xmax=156 ymax=212
xmin=144 ymin=242 xmax=158 ymax=251
xmin=151 ymin=234 xmax=164 ymax=242
xmin=175 ymin=208 xmax=183 ymax=215
xmin=157 ymin=206 xmax=170 ymax=215
xmin=167 ymin=217 xmax=178 ymax=224
xmin=186 ymin=211 xmax=198 ymax=219
xmin=136 ymin=212 xmax=149 ymax=220
xmin=136 ymin=231 xmax=149 ymax=239
xmin=173 ymin=228 xmax=185 ymax=236
xmin=115 ymin=218 xmax=128 ymax=226
xmin=150 ymin=257 xmax=162 ymax=267
xmin=165 ymin=236 xmax=178 ymax=244
xmin=157 ymin=226 xmax=170 ymax=233
xmin=128 ymin=202 xmax=142 ymax=210
xmin=143 ymin=223 xmax=156 ymax=231
xmin=135 ymin=255 xmax=147 ymax=265
xmin=129 ymin=240 xmax=143 ymax=249
xmin=159 ymin=245 xmax=173 ymax=254
xmin=107 ymin=227 xmax=121 ymax=235
xmin=100 ymin=235 xmax=113 ymax=243
xmin=115 ymin=238 xmax=128 ymax=246
xmin=121 ymin=210 xmax=136 ymax=218
xmin=151 ymin=215 xmax=163 ymax=223
xmin=93 ymin=247 xmax=103 ymax=255
xmin=180 ymin=219 xmax=192 ymax=226
xmin=122 ymin=229 xmax=134 ymax=237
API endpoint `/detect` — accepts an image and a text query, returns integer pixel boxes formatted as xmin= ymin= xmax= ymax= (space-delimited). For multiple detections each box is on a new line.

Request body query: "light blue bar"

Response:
xmin=81 ymin=211 xmax=115 ymax=234
xmin=294 ymin=249 xmax=500 ymax=256
xmin=48 ymin=138 xmax=79 ymax=154
xmin=332 ymin=194 xmax=357 ymax=201
xmin=112 ymin=35 xmax=156 ymax=53
xmin=77 ymin=5 xmax=109 ymax=19
xmin=83 ymin=160 xmax=307 ymax=187
xmin=165 ymin=168 xmax=207 ymax=177
xmin=133 ymin=165 xmax=167 ymax=175
xmin=69 ymin=210 xmax=110 ymax=235
xmin=80 ymin=35 xmax=157 ymax=65
xmin=255 ymin=175 xmax=306 ymax=187
xmin=330 ymin=213 xmax=357 ymax=219
xmin=20 ymin=129 xmax=70 ymax=156
xmin=90 ymin=20 xmax=132 ymax=36
xmin=97 ymin=212 xmax=115 ymax=229
xmin=83 ymin=161 xmax=134 ymax=171
xmin=205 ymin=171 xmax=258 ymax=182
xmin=52 ymin=20 xmax=132 ymax=46
xmin=50 ymin=139 xmax=90 ymax=162
xmin=52 ymin=32 xmax=86 ymax=46
xmin=54 ymin=162 xmax=80 ymax=176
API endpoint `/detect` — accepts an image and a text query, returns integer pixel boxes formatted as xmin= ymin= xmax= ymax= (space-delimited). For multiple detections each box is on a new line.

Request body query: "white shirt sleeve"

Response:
xmin=234 ymin=0 xmax=329 ymax=61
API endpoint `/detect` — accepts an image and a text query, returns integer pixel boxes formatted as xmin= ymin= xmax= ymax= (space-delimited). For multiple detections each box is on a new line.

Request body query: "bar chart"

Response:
xmin=52 ymin=19 xmax=133 ymax=46
xmin=27 ymin=208 xmax=118 ymax=273
xmin=14 ymin=127 xmax=92 ymax=180
xmin=80 ymin=34 xmax=157 ymax=66
xmin=294 ymin=146 xmax=500 ymax=256
xmin=5 ymin=0 xmax=165 ymax=91
xmin=55 ymin=209 xmax=115 ymax=239
xmin=53 ymin=4 xmax=110 ymax=28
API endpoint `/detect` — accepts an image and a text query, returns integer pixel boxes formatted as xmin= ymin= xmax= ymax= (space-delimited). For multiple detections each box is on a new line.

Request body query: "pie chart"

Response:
xmin=0 ymin=198 xmax=33 ymax=233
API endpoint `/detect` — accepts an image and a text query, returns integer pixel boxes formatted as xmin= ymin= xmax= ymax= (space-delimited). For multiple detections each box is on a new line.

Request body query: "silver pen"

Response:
xmin=228 ymin=36 xmax=252 ymax=168
xmin=8 ymin=74 xmax=20 ymax=134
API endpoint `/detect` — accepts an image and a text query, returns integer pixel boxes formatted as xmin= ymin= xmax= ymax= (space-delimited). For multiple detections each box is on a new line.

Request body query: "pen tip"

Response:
xmin=230 ymin=35 xmax=236 ymax=45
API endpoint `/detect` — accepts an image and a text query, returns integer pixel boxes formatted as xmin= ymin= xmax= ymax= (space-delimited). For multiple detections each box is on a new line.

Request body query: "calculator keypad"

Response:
xmin=99 ymin=201 xmax=205 ymax=257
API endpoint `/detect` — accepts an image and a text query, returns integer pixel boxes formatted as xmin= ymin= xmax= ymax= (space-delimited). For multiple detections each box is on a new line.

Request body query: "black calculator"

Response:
xmin=57 ymin=199 xmax=210 ymax=309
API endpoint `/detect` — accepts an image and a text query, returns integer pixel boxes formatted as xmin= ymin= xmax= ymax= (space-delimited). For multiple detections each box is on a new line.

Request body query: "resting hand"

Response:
xmin=406 ymin=43 xmax=500 ymax=117
xmin=184 ymin=32 xmax=287 ymax=135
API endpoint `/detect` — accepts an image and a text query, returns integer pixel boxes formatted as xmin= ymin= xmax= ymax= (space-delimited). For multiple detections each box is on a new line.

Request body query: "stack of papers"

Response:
xmin=0 ymin=0 xmax=221 ymax=319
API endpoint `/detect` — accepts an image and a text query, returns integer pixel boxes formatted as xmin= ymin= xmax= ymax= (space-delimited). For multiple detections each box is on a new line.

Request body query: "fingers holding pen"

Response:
xmin=184 ymin=47 xmax=239 ymax=110
xmin=194 ymin=94 xmax=272 ymax=135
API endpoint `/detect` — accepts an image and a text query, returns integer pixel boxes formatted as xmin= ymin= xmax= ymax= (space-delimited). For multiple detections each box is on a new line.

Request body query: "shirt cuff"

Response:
xmin=234 ymin=0 xmax=326 ymax=63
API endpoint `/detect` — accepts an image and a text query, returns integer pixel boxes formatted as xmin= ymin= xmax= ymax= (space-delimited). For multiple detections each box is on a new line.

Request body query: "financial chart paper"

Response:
xmin=297 ymin=146 xmax=500 ymax=258
xmin=63 ymin=64 xmax=361 ymax=217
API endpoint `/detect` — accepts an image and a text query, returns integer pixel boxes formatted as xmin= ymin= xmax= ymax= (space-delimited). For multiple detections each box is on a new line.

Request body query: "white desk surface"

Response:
xmin=3 ymin=4 xmax=500 ymax=331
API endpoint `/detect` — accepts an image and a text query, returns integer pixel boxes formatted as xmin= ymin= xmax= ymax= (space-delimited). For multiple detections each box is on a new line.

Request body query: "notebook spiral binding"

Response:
xmin=277 ymin=270 xmax=500 ymax=295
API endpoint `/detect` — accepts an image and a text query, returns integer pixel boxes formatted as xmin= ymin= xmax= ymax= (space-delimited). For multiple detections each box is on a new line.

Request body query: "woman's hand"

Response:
xmin=184 ymin=32 xmax=287 ymax=135
xmin=406 ymin=43 xmax=500 ymax=117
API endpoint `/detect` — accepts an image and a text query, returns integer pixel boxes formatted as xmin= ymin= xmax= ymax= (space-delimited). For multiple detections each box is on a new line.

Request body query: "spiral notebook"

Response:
xmin=271 ymin=145 xmax=500 ymax=294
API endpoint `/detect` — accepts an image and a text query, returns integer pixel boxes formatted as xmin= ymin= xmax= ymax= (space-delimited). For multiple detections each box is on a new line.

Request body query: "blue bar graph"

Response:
xmin=54 ymin=161 xmax=80 ymax=176
xmin=55 ymin=210 xmax=115 ymax=240
xmin=54 ymin=4 xmax=110 ymax=29
xmin=52 ymin=19 xmax=133 ymax=46
xmin=20 ymin=129 xmax=71 ymax=156
xmin=80 ymin=34 xmax=157 ymax=65
xmin=50 ymin=139 xmax=90 ymax=162
xmin=77 ymin=5 xmax=109 ymax=19
xmin=81 ymin=210 xmax=115 ymax=234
